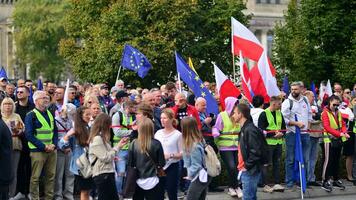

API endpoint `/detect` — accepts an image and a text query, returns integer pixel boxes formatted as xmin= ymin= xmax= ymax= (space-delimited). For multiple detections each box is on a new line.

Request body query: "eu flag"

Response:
xmin=175 ymin=52 xmax=218 ymax=115
xmin=0 ymin=66 xmax=8 ymax=80
xmin=121 ymin=44 xmax=152 ymax=78
xmin=294 ymin=114 xmax=306 ymax=194
xmin=282 ymin=76 xmax=289 ymax=95
xmin=37 ymin=79 xmax=43 ymax=90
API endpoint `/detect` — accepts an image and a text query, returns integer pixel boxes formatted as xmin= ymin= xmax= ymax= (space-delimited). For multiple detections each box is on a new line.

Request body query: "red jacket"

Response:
xmin=171 ymin=104 xmax=202 ymax=130
xmin=321 ymin=108 xmax=347 ymax=138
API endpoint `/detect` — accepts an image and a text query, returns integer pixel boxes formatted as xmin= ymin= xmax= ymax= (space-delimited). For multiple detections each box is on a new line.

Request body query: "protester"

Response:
xmin=109 ymin=90 xmax=130 ymax=117
xmin=59 ymin=106 xmax=93 ymax=200
xmin=181 ymin=117 xmax=211 ymax=200
xmin=155 ymin=108 xmax=183 ymax=200
xmin=54 ymin=104 xmax=76 ymax=200
xmin=0 ymin=114 xmax=13 ymax=200
xmin=49 ymin=86 xmax=65 ymax=116
xmin=111 ymin=100 xmax=136 ymax=196
xmin=304 ymin=90 xmax=323 ymax=186
xmin=258 ymin=96 xmax=285 ymax=193
xmin=143 ymin=92 xmax=162 ymax=131
xmin=171 ymin=93 xmax=201 ymax=131
xmin=250 ymin=95 xmax=265 ymax=127
xmin=321 ymin=95 xmax=349 ymax=192
xmin=14 ymin=86 xmax=34 ymax=200
xmin=25 ymin=91 xmax=58 ymax=200
xmin=5 ymin=83 xmax=16 ymax=101
xmin=231 ymin=103 xmax=268 ymax=200
xmin=212 ymin=97 xmax=242 ymax=197
xmin=68 ymin=85 xmax=81 ymax=108
xmin=339 ymin=95 xmax=356 ymax=182
xmin=281 ymin=81 xmax=312 ymax=190
xmin=0 ymin=76 xmax=7 ymax=99
xmin=89 ymin=102 xmax=102 ymax=126
xmin=128 ymin=118 xmax=165 ymax=200
xmin=115 ymin=80 xmax=125 ymax=90
xmin=89 ymin=113 xmax=128 ymax=200
xmin=98 ymin=84 xmax=114 ymax=111
xmin=1 ymin=97 xmax=25 ymax=199
xmin=164 ymin=82 xmax=177 ymax=108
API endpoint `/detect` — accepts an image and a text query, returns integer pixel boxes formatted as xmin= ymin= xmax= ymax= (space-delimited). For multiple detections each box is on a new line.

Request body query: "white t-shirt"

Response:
xmin=154 ymin=129 xmax=183 ymax=169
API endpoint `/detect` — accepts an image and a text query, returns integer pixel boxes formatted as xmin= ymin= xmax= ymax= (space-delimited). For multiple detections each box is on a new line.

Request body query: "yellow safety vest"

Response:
xmin=28 ymin=109 xmax=54 ymax=149
xmin=323 ymin=111 xmax=346 ymax=143
xmin=215 ymin=111 xmax=240 ymax=149
xmin=265 ymin=109 xmax=284 ymax=145
xmin=113 ymin=112 xmax=133 ymax=150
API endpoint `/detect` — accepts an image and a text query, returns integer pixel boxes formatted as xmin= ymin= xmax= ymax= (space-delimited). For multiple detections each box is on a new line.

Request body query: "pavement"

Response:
xmin=206 ymin=180 xmax=356 ymax=200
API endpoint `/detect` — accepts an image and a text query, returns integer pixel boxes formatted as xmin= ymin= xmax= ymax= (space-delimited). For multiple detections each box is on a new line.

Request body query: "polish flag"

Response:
xmin=239 ymin=51 xmax=253 ymax=102
xmin=213 ymin=63 xmax=241 ymax=110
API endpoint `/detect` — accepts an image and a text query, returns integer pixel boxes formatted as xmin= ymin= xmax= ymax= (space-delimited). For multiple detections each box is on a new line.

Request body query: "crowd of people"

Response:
xmin=0 ymin=76 xmax=355 ymax=200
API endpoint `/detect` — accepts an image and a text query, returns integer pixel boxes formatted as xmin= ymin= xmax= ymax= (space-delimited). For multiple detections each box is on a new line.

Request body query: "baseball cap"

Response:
xmin=116 ymin=90 xmax=130 ymax=99
xmin=0 ymin=77 xmax=7 ymax=82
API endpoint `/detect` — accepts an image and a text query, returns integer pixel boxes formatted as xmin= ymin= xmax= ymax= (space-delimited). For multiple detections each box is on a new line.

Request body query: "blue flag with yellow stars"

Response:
xmin=121 ymin=44 xmax=152 ymax=78
xmin=175 ymin=52 xmax=218 ymax=115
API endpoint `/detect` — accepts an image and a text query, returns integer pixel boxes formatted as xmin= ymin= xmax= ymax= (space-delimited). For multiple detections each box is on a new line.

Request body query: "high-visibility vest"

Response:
xmin=323 ymin=111 xmax=346 ymax=143
xmin=265 ymin=109 xmax=284 ymax=145
xmin=113 ymin=112 xmax=133 ymax=150
xmin=28 ymin=109 xmax=54 ymax=149
xmin=215 ymin=111 xmax=240 ymax=149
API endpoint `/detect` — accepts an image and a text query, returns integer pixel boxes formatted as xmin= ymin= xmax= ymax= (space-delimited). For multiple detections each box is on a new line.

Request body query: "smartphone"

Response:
xmin=209 ymin=113 xmax=214 ymax=118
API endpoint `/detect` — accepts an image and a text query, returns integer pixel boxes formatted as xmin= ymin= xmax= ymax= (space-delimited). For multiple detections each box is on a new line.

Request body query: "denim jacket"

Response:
xmin=58 ymin=136 xmax=84 ymax=175
xmin=183 ymin=142 xmax=205 ymax=179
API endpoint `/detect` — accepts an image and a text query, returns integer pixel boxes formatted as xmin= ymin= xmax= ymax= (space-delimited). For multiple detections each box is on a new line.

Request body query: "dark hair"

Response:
xmin=89 ymin=113 xmax=112 ymax=143
xmin=123 ymin=100 xmax=137 ymax=109
xmin=327 ymin=95 xmax=341 ymax=108
xmin=166 ymin=82 xmax=176 ymax=91
xmin=74 ymin=106 xmax=90 ymax=146
xmin=236 ymin=103 xmax=251 ymax=120
xmin=56 ymin=86 xmax=65 ymax=91
xmin=17 ymin=86 xmax=30 ymax=93
xmin=69 ymin=85 xmax=77 ymax=91
xmin=25 ymin=80 xmax=32 ymax=83
xmin=252 ymin=95 xmax=264 ymax=108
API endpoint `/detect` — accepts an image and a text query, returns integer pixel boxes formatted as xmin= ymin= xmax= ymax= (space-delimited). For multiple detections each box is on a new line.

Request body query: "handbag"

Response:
xmin=122 ymin=142 xmax=138 ymax=198
xmin=145 ymin=151 xmax=166 ymax=177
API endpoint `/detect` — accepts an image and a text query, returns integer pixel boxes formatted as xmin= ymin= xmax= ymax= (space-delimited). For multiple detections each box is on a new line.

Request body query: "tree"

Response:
xmin=273 ymin=0 xmax=356 ymax=87
xmin=59 ymin=0 xmax=248 ymax=87
xmin=13 ymin=0 xmax=67 ymax=82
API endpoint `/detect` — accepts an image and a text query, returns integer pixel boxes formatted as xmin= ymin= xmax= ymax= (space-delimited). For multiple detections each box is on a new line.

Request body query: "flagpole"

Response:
xmin=299 ymin=162 xmax=304 ymax=199
xmin=232 ymin=54 xmax=236 ymax=84
xmin=116 ymin=65 xmax=122 ymax=83
xmin=177 ymin=73 xmax=182 ymax=93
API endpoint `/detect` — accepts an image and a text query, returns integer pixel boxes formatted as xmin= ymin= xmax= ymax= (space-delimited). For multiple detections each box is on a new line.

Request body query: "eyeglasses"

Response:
xmin=16 ymin=91 xmax=24 ymax=94
xmin=332 ymin=104 xmax=340 ymax=107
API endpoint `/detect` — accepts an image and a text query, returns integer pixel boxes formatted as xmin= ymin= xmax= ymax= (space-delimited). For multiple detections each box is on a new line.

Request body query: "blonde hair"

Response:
xmin=136 ymin=118 xmax=154 ymax=153
xmin=161 ymin=108 xmax=177 ymax=127
xmin=83 ymin=94 xmax=99 ymax=107
xmin=1 ymin=97 xmax=16 ymax=116
xmin=181 ymin=117 xmax=203 ymax=153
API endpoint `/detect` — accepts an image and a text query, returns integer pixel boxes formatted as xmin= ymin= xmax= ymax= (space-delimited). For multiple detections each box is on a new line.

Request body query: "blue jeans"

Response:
xmin=308 ymin=137 xmax=319 ymax=182
xmin=115 ymin=150 xmax=128 ymax=194
xmin=241 ymin=171 xmax=261 ymax=200
xmin=285 ymin=132 xmax=311 ymax=188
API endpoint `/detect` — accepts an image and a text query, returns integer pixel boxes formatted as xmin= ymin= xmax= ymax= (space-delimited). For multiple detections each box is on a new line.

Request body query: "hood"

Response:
xmin=224 ymin=97 xmax=238 ymax=115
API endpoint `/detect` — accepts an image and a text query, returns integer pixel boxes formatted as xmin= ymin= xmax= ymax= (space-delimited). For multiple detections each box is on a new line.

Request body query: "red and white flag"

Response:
xmin=239 ymin=51 xmax=253 ymax=102
xmin=213 ymin=63 xmax=241 ymax=110
xmin=231 ymin=17 xmax=279 ymax=102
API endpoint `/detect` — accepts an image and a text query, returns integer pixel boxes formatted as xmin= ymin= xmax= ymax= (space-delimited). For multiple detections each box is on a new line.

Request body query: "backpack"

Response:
xmin=76 ymin=147 xmax=97 ymax=178
xmin=289 ymin=97 xmax=309 ymax=111
xmin=203 ymin=144 xmax=221 ymax=177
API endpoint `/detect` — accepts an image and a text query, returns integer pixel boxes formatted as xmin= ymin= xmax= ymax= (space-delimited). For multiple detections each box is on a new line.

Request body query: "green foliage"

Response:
xmin=60 ymin=0 xmax=247 ymax=87
xmin=273 ymin=0 xmax=356 ymax=88
xmin=13 ymin=0 xmax=67 ymax=81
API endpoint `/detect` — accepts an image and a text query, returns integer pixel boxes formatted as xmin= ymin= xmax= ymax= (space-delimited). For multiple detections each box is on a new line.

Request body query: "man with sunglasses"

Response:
xmin=321 ymin=95 xmax=349 ymax=192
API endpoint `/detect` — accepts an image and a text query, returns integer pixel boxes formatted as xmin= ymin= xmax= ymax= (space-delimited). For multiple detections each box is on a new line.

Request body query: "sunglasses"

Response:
xmin=16 ymin=91 xmax=24 ymax=94
xmin=332 ymin=104 xmax=340 ymax=107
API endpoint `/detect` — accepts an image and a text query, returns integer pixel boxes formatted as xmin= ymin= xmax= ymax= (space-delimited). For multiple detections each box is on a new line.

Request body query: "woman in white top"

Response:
xmin=155 ymin=108 xmax=183 ymax=200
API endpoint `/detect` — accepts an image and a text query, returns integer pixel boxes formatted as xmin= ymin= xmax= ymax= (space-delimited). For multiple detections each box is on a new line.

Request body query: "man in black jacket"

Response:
xmin=0 ymin=114 xmax=13 ymax=200
xmin=231 ymin=103 xmax=268 ymax=200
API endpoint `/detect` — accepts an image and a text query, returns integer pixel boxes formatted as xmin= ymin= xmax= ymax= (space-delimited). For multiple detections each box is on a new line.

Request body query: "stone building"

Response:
xmin=0 ymin=0 xmax=16 ymax=79
xmin=244 ymin=0 xmax=290 ymax=57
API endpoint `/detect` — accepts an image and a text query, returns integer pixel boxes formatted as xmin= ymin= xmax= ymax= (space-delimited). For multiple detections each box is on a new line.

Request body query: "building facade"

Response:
xmin=244 ymin=0 xmax=289 ymax=57
xmin=0 ymin=0 xmax=16 ymax=79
